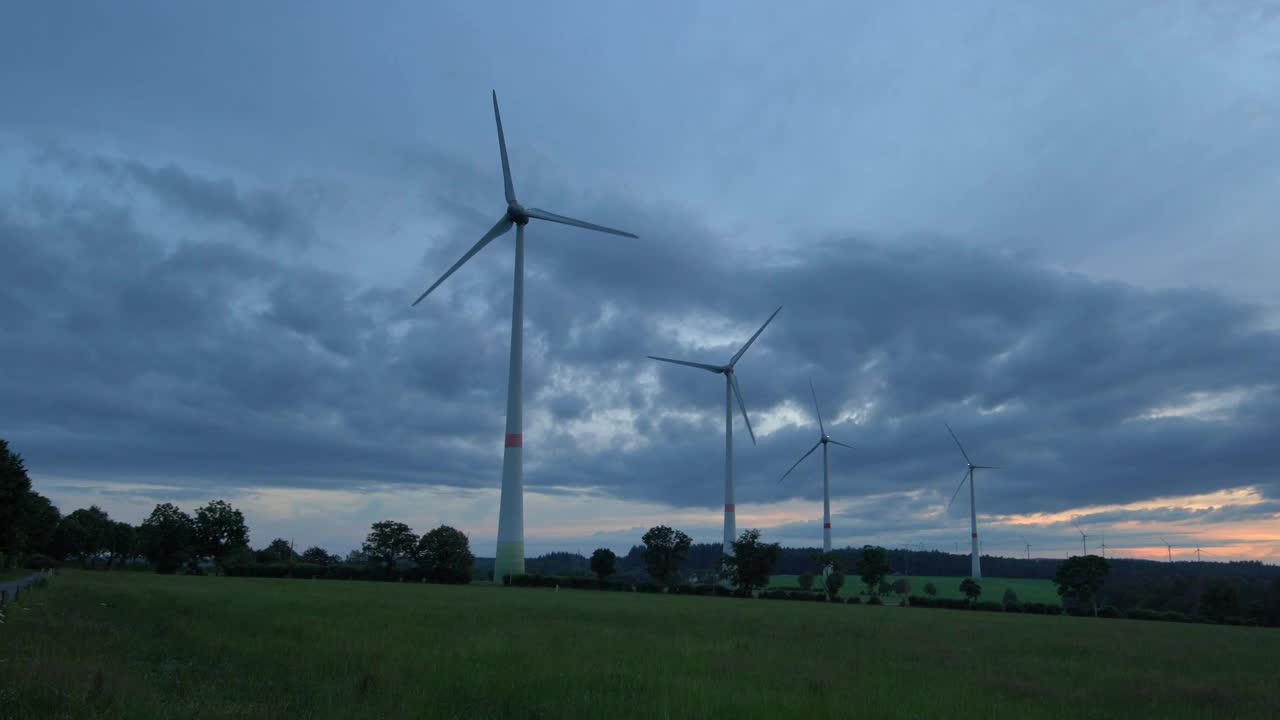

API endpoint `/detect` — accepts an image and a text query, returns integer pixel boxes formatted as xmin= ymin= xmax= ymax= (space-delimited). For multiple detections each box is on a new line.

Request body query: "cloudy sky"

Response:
xmin=3 ymin=1 xmax=1278 ymax=562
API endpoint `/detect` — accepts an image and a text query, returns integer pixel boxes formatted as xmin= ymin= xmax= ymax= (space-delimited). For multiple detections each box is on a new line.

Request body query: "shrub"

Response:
xmin=848 ymin=596 xmax=863 ymax=605
xmin=924 ymin=582 xmax=938 ymax=597
xmin=21 ymin=554 xmax=56 ymax=570
xmin=1160 ymin=611 xmax=1190 ymax=623
xmin=797 ymin=573 xmax=814 ymax=591
xmin=1002 ymin=588 xmax=1019 ymax=606
xmin=908 ymin=595 xmax=933 ymax=608
xmin=868 ymin=595 xmax=883 ymax=606
xmin=1096 ymin=605 xmax=1123 ymax=619
xmin=1125 ymin=608 xmax=1162 ymax=622
xmin=974 ymin=601 xmax=1004 ymax=612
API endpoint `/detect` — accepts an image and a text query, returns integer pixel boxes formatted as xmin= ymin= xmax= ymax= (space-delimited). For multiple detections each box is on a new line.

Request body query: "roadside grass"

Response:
xmin=1 ymin=570 xmax=1276 ymax=719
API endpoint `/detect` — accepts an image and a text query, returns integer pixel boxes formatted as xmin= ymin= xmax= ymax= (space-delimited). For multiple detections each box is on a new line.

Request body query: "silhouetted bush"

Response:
xmin=21 ymin=554 xmax=56 ymax=570
xmin=1096 ymin=605 xmax=1123 ymax=619
xmin=848 ymin=596 xmax=863 ymax=605
xmin=974 ymin=601 xmax=1004 ymax=612
xmin=868 ymin=595 xmax=883 ymax=606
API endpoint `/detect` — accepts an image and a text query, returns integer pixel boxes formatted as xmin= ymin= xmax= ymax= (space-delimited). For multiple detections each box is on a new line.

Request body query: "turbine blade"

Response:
xmin=729 ymin=305 xmax=782 ymax=366
xmin=947 ymin=469 xmax=971 ymax=510
xmin=809 ymin=379 xmax=825 ymax=436
xmin=779 ymin=440 xmax=822 ymax=483
xmin=730 ymin=373 xmax=756 ymax=445
xmin=972 ymin=465 xmax=1000 ymax=470
xmin=944 ymin=423 xmax=973 ymax=466
xmin=493 ymin=90 xmax=516 ymax=205
xmin=646 ymin=355 xmax=723 ymax=373
xmin=412 ymin=215 xmax=514 ymax=306
xmin=525 ymin=207 xmax=638 ymax=238
xmin=828 ymin=439 xmax=854 ymax=449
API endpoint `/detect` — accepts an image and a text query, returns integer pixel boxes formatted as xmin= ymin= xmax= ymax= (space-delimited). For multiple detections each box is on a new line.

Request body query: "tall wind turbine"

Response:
xmin=778 ymin=380 xmax=853 ymax=570
xmin=649 ymin=306 xmax=782 ymax=560
xmin=412 ymin=91 xmax=637 ymax=582
xmin=1020 ymin=533 xmax=1031 ymax=561
xmin=1072 ymin=521 xmax=1088 ymax=556
xmin=945 ymin=423 xmax=999 ymax=580
xmin=1161 ymin=537 xmax=1173 ymax=563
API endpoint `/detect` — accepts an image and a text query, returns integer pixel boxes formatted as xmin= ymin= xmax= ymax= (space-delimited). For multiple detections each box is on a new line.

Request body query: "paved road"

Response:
xmin=0 ymin=571 xmax=53 ymax=603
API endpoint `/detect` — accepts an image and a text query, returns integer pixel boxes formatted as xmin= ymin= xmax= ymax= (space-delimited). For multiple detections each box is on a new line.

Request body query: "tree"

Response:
xmin=363 ymin=521 xmax=418 ymax=567
xmin=15 ymin=491 xmax=60 ymax=559
xmin=825 ymin=571 xmax=846 ymax=601
xmin=1200 ymin=579 xmax=1239 ymax=621
xmin=257 ymin=538 xmax=299 ymax=564
xmin=924 ymin=582 xmax=938 ymax=597
xmin=1053 ymin=555 xmax=1110 ymax=616
xmin=139 ymin=503 xmax=195 ymax=574
xmin=64 ymin=506 xmax=112 ymax=565
xmin=1002 ymin=588 xmax=1019 ymax=606
xmin=194 ymin=500 xmax=249 ymax=568
xmin=720 ymin=529 xmax=781 ymax=596
xmin=0 ymin=438 xmax=33 ymax=565
xmin=590 ymin=548 xmax=617 ymax=582
xmin=416 ymin=525 xmax=475 ymax=584
xmin=53 ymin=516 xmax=90 ymax=563
xmin=856 ymin=545 xmax=891 ymax=596
xmin=813 ymin=551 xmax=843 ymax=575
xmin=891 ymin=578 xmax=911 ymax=596
xmin=960 ymin=578 xmax=982 ymax=604
xmin=798 ymin=573 xmax=815 ymax=591
xmin=301 ymin=546 xmax=338 ymax=565
xmin=641 ymin=525 xmax=692 ymax=586
xmin=107 ymin=521 xmax=137 ymax=567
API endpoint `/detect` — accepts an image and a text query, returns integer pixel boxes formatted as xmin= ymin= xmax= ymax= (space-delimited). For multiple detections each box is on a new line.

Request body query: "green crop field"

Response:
xmin=769 ymin=574 xmax=1063 ymax=604
xmin=2 ymin=571 xmax=1277 ymax=719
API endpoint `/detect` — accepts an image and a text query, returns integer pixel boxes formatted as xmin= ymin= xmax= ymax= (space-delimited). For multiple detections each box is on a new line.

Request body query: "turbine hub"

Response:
xmin=508 ymin=204 xmax=529 ymax=225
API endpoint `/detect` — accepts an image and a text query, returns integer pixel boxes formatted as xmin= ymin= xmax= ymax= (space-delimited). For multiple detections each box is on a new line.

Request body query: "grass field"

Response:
xmin=769 ymin=574 xmax=1063 ymax=604
xmin=2 ymin=571 xmax=1277 ymax=719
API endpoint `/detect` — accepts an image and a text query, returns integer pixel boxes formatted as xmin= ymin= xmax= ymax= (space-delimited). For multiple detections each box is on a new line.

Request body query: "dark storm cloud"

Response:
xmin=37 ymin=147 xmax=313 ymax=245
xmin=2 ymin=145 xmax=1279 ymax=526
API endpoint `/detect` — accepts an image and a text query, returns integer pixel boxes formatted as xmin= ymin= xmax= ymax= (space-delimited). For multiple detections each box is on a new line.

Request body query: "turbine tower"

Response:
xmin=1020 ymin=533 xmax=1031 ymax=561
xmin=412 ymin=91 xmax=637 ymax=582
xmin=778 ymin=380 xmax=853 ymax=573
xmin=649 ymin=307 xmax=782 ymax=560
xmin=1161 ymin=537 xmax=1172 ymax=562
xmin=1072 ymin=521 xmax=1088 ymax=556
xmin=945 ymin=423 xmax=999 ymax=580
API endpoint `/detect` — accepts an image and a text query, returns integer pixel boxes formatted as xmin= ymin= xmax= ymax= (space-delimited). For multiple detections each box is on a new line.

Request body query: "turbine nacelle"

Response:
xmin=507 ymin=203 xmax=530 ymax=225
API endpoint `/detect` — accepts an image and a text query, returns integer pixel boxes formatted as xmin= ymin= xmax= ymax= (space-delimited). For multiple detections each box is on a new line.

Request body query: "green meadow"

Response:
xmin=769 ymin=574 xmax=1063 ymax=604
xmin=1 ymin=571 xmax=1276 ymax=719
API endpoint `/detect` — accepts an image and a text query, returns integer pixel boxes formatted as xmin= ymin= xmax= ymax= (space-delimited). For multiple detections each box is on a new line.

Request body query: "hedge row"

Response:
xmin=222 ymin=562 xmax=469 ymax=584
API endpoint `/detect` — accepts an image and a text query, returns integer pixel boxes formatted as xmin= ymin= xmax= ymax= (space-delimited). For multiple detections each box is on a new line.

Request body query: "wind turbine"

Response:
xmin=945 ymin=423 xmax=999 ymax=580
xmin=1072 ymin=520 xmax=1088 ymax=556
xmin=1161 ymin=537 xmax=1173 ymax=563
xmin=649 ymin=306 xmax=782 ymax=560
xmin=778 ymin=380 xmax=853 ymax=572
xmin=1098 ymin=532 xmax=1108 ymax=558
xmin=412 ymin=91 xmax=638 ymax=581
xmin=1020 ymin=533 xmax=1031 ymax=561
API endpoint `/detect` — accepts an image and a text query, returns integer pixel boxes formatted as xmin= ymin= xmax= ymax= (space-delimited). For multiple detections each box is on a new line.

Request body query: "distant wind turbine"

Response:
xmin=411 ymin=91 xmax=638 ymax=581
xmin=1072 ymin=520 xmax=1088 ymax=556
xmin=1161 ymin=537 xmax=1173 ymax=563
xmin=1098 ymin=532 xmax=1108 ymax=558
xmin=945 ymin=423 xmax=999 ymax=580
xmin=649 ymin=306 xmax=782 ymax=561
xmin=1020 ymin=533 xmax=1031 ymax=561
xmin=779 ymin=380 xmax=853 ymax=573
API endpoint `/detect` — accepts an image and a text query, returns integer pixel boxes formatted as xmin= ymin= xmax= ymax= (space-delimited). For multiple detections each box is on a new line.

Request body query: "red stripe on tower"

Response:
xmin=724 ymin=504 xmax=735 ymax=512
xmin=971 ymin=533 xmax=978 ymax=539
xmin=505 ymin=433 xmax=523 ymax=448
xmin=823 ymin=523 xmax=831 ymax=529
